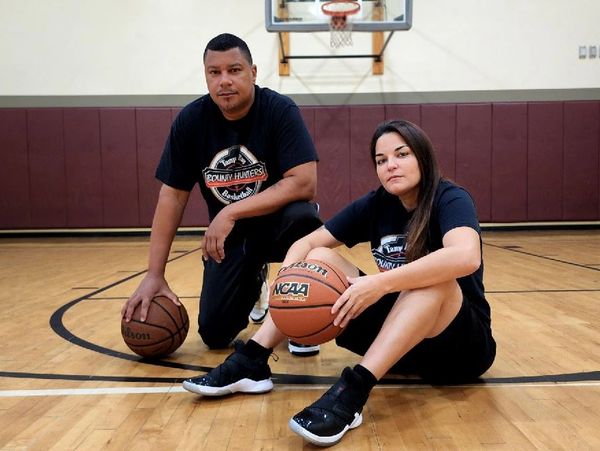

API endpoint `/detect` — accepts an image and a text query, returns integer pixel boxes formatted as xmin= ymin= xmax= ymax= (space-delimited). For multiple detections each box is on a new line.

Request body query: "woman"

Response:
xmin=182 ymin=120 xmax=496 ymax=447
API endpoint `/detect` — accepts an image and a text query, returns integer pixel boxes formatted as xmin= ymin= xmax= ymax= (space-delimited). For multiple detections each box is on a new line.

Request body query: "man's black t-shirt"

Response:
xmin=156 ymin=86 xmax=318 ymax=221
xmin=325 ymin=180 xmax=491 ymax=323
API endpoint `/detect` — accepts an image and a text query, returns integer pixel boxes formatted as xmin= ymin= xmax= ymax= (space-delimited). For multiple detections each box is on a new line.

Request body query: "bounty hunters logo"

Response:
xmin=372 ymin=234 xmax=407 ymax=271
xmin=202 ymin=145 xmax=268 ymax=204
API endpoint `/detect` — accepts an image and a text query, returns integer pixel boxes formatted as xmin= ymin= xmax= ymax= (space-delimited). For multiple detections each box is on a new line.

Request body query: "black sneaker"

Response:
xmin=288 ymin=340 xmax=320 ymax=357
xmin=182 ymin=341 xmax=273 ymax=396
xmin=289 ymin=367 xmax=369 ymax=446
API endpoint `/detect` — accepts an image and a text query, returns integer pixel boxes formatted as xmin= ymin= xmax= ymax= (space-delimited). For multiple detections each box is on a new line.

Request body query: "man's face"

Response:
xmin=204 ymin=48 xmax=257 ymax=121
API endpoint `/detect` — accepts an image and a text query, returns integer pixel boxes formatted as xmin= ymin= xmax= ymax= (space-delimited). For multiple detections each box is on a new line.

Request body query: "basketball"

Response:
xmin=121 ymin=296 xmax=189 ymax=358
xmin=269 ymin=259 xmax=349 ymax=345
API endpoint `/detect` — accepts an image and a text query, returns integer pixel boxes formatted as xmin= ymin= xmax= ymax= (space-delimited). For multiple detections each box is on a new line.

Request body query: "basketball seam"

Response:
xmin=288 ymin=321 xmax=340 ymax=340
xmin=270 ymin=304 xmax=335 ymax=310
xmin=127 ymin=319 xmax=180 ymax=333
xmin=153 ymin=299 xmax=181 ymax=330
xmin=176 ymin=307 xmax=189 ymax=343
xmin=307 ymin=259 xmax=349 ymax=290
xmin=153 ymin=298 xmax=190 ymax=346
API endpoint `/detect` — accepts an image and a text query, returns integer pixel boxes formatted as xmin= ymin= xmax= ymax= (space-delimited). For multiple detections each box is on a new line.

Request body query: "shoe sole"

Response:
xmin=288 ymin=412 xmax=363 ymax=446
xmin=249 ymin=308 xmax=268 ymax=323
xmin=288 ymin=342 xmax=320 ymax=357
xmin=289 ymin=350 xmax=319 ymax=357
xmin=182 ymin=378 xmax=273 ymax=397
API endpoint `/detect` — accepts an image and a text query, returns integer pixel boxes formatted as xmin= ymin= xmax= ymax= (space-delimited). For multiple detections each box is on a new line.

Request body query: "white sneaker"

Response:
xmin=249 ymin=265 xmax=269 ymax=324
xmin=288 ymin=340 xmax=320 ymax=357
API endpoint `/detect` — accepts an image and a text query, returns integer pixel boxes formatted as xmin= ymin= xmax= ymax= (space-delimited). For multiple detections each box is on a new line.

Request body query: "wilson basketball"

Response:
xmin=121 ymin=296 xmax=189 ymax=358
xmin=269 ymin=259 xmax=349 ymax=345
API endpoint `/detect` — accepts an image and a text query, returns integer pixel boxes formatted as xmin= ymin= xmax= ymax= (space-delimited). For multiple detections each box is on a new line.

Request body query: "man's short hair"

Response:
xmin=203 ymin=33 xmax=253 ymax=65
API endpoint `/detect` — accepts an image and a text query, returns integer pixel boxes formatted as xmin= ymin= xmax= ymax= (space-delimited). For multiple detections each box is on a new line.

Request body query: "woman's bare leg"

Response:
xmin=305 ymin=247 xmax=360 ymax=279
xmin=359 ymin=280 xmax=463 ymax=379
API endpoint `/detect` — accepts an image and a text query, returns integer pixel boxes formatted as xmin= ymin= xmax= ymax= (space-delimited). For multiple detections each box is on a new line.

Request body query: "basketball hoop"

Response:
xmin=321 ymin=0 xmax=361 ymax=48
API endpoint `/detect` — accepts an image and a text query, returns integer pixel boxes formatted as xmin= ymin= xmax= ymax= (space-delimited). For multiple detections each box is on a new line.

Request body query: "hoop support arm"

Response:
xmin=277 ymin=31 xmax=395 ymax=73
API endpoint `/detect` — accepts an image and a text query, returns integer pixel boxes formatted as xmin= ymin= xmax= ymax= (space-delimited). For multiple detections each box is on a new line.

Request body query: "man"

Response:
xmin=121 ymin=33 xmax=321 ymax=356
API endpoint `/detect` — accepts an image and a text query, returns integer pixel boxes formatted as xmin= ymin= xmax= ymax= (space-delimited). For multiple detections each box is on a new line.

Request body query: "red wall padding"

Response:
xmin=421 ymin=104 xmax=456 ymax=180
xmin=491 ymin=103 xmax=528 ymax=222
xmin=350 ymin=106 xmax=385 ymax=200
xmin=563 ymin=102 xmax=599 ymax=220
xmin=1 ymin=101 xmax=599 ymax=229
xmin=527 ymin=102 xmax=564 ymax=220
xmin=64 ymin=108 xmax=103 ymax=227
xmin=0 ymin=109 xmax=30 ymax=227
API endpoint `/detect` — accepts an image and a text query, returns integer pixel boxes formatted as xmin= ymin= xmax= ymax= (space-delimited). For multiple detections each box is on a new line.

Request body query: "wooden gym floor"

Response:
xmin=0 ymin=230 xmax=599 ymax=450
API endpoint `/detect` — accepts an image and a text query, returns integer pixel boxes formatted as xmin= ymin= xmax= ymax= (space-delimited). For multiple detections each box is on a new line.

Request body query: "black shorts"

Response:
xmin=335 ymin=290 xmax=496 ymax=384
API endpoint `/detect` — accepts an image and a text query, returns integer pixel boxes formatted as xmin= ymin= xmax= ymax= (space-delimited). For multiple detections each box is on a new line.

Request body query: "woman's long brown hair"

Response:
xmin=369 ymin=120 xmax=441 ymax=262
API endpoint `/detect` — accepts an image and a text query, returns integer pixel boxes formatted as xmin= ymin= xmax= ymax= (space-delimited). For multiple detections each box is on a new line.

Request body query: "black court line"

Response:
xmin=1 ymin=370 xmax=599 ymax=386
xmin=12 ymin=241 xmax=586 ymax=388
xmin=484 ymin=242 xmax=600 ymax=272
xmin=87 ymin=296 xmax=199 ymax=301
xmin=49 ymin=247 xmax=212 ymax=373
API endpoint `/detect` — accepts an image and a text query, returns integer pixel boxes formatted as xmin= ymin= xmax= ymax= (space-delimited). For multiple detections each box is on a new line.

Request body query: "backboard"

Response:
xmin=265 ymin=0 xmax=412 ymax=32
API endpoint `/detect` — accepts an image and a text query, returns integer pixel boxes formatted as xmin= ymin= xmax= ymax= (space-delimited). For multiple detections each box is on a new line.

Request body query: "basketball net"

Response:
xmin=321 ymin=1 xmax=361 ymax=48
xmin=329 ymin=16 xmax=354 ymax=48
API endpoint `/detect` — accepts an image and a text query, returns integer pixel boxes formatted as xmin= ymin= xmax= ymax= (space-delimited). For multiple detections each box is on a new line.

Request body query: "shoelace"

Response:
xmin=270 ymin=350 xmax=279 ymax=362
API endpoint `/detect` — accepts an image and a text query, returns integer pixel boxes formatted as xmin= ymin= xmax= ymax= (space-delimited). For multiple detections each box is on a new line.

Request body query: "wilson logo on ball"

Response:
xmin=279 ymin=261 xmax=329 ymax=277
xmin=121 ymin=325 xmax=151 ymax=341
xmin=273 ymin=281 xmax=310 ymax=300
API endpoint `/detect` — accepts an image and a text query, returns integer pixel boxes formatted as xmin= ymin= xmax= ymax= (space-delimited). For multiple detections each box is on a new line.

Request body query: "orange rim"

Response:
xmin=321 ymin=0 xmax=361 ymax=18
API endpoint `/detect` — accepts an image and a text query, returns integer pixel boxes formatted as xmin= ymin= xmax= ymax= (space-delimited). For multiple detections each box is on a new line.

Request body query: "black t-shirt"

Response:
xmin=325 ymin=180 xmax=491 ymax=323
xmin=156 ymin=86 xmax=318 ymax=220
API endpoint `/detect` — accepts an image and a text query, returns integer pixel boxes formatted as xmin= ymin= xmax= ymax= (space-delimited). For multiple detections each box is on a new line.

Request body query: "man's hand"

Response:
xmin=202 ymin=207 xmax=235 ymax=263
xmin=121 ymin=274 xmax=180 ymax=322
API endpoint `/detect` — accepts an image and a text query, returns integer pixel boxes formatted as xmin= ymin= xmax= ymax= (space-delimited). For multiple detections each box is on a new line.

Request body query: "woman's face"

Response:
xmin=374 ymin=132 xmax=421 ymax=209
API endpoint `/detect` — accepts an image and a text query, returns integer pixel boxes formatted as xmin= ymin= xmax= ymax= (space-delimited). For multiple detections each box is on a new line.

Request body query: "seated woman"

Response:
xmin=182 ymin=119 xmax=496 ymax=447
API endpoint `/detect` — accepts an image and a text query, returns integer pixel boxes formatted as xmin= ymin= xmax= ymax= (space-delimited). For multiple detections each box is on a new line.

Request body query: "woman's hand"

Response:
xmin=331 ymin=274 xmax=385 ymax=328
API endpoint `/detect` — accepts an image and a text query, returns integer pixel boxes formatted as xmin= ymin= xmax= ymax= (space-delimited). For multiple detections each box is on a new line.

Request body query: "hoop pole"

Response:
xmin=277 ymin=2 xmax=290 ymax=75
xmin=278 ymin=32 xmax=288 ymax=64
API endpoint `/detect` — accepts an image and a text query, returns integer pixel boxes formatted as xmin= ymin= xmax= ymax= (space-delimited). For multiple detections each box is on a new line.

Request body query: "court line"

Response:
xmin=484 ymin=242 xmax=600 ymax=272
xmin=2 ymin=380 xmax=600 ymax=398
xmin=2 ymin=370 xmax=599 ymax=386
xmin=41 ymin=240 xmax=599 ymax=390
xmin=48 ymin=247 xmax=211 ymax=373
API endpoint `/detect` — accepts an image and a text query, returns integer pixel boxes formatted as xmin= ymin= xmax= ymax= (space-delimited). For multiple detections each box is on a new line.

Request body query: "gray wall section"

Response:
xmin=1 ymin=88 xmax=600 ymax=108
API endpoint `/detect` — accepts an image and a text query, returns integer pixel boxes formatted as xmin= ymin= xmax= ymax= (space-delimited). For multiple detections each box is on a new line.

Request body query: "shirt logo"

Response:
xmin=372 ymin=234 xmax=407 ymax=271
xmin=202 ymin=145 xmax=268 ymax=204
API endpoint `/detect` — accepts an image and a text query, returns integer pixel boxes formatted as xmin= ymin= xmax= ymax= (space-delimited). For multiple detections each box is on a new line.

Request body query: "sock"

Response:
xmin=353 ymin=364 xmax=378 ymax=393
xmin=241 ymin=339 xmax=272 ymax=360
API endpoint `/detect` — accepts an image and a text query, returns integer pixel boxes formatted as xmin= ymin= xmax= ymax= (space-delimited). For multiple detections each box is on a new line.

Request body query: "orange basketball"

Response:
xmin=121 ymin=296 xmax=189 ymax=358
xmin=269 ymin=259 xmax=349 ymax=345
